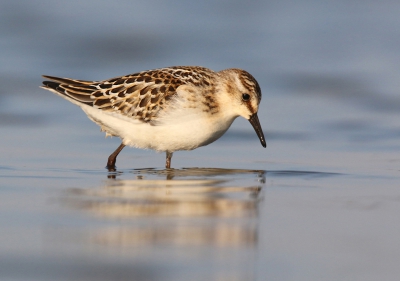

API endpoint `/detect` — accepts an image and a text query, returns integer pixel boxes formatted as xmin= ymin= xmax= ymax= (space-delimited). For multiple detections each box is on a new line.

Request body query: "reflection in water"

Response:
xmin=64 ymin=168 xmax=265 ymax=278
xmin=71 ymin=168 xmax=265 ymax=219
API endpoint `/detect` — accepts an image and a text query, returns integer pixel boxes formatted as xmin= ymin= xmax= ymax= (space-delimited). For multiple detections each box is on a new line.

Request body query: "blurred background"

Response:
xmin=1 ymin=1 xmax=400 ymax=280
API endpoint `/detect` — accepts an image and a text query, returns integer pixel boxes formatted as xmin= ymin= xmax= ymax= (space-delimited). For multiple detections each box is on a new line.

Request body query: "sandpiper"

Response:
xmin=41 ymin=66 xmax=266 ymax=169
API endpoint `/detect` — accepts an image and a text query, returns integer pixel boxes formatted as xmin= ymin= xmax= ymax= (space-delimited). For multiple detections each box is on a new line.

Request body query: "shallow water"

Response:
xmin=1 ymin=1 xmax=400 ymax=280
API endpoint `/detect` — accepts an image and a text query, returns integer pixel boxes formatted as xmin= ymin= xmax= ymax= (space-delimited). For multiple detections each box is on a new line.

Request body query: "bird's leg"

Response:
xmin=107 ymin=143 xmax=126 ymax=170
xmin=165 ymin=151 xmax=173 ymax=169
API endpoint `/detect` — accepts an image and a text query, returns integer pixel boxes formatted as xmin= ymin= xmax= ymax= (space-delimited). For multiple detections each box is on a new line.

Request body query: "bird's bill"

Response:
xmin=248 ymin=113 xmax=267 ymax=148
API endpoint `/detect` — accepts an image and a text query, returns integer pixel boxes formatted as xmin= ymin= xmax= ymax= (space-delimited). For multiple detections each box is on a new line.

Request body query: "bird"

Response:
xmin=41 ymin=66 xmax=266 ymax=169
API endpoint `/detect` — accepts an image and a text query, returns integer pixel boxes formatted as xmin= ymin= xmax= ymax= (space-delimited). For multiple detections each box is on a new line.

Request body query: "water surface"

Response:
xmin=1 ymin=1 xmax=400 ymax=280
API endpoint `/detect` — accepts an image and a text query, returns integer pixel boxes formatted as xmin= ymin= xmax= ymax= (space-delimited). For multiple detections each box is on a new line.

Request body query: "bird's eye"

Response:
xmin=242 ymin=93 xmax=250 ymax=101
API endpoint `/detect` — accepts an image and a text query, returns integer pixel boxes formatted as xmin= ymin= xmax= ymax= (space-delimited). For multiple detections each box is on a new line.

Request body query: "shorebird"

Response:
xmin=41 ymin=66 xmax=266 ymax=169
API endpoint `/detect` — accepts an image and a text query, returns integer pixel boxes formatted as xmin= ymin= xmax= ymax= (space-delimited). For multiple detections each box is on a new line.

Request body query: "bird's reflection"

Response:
xmin=66 ymin=167 xmax=265 ymax=249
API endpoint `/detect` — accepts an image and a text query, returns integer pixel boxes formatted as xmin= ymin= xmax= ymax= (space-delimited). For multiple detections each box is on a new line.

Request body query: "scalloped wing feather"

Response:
xmin=41 ymin=66 xmax=215 ymax=123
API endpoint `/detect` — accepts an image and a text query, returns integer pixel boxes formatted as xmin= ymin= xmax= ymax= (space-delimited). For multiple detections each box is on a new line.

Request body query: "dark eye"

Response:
xmin=242 ymin=93 xmax=250 ymax=101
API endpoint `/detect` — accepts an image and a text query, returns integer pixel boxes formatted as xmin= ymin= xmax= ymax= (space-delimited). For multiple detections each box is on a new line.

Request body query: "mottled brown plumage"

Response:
xmin=42 ymin=66 xmax=220 ymax=124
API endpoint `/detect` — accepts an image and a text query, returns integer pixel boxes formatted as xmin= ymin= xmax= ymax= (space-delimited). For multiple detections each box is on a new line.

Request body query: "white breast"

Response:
xmin=81 ymin=102 xmax=237 ymax=152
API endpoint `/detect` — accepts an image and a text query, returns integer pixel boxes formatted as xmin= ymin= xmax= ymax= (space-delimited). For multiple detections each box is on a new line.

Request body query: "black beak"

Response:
xmin=248 ymin=113 xmax=266 ymax=148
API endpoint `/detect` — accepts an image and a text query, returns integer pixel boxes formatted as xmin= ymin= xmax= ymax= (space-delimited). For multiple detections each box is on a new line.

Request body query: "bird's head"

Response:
xmin=218 ymin=68 xmax=266 ymax=148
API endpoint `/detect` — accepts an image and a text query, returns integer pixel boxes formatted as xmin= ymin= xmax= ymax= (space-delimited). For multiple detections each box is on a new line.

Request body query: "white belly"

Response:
xmin=81 ymin=104 xmax=237 ymax=152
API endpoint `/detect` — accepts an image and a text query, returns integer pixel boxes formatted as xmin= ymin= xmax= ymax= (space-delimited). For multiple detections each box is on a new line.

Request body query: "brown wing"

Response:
xmin=41 ymin=66 xmax=215 ymax=123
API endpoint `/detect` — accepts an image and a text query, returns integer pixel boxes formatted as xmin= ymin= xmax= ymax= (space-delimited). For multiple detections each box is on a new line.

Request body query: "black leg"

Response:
xmin=107 ymin=143 xmax=126 ymax=169
xmin=166 ymin=151 xmax=173 ymax=169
